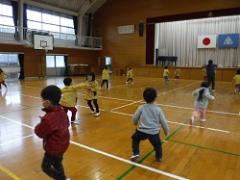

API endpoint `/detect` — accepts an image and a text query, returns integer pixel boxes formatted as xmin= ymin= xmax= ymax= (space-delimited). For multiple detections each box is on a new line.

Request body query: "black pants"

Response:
xmin=207 ymin=76 xmax=215 ymax=90
xmin=101 ymin=80 xmax=109 ymax=88
xmin=131 ymin=130 xmax=162 ymax=159
xmin=41 ymin=153 xmax=66 ymax=180
xmin=87 ymin=99 xmax=99 ymax=113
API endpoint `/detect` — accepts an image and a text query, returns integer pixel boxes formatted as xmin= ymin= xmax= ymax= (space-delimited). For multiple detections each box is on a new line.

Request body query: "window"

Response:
xmin=55 ymin=56 xmax=65 ymax=67
xmin=46 ymin=55 xmax=65 ymax=68
xmin=26 ymin=8 xmax=75 ymax=40
xmin=0 ymin=3 xmax=14 ymax=33
xmin=0 ymin=54 xmax=19 ymax=67
xmin=46 ymin=56 xmax=55 ymax=68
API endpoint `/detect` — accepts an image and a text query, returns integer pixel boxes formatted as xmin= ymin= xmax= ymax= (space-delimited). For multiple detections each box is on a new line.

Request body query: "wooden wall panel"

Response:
xmin=0 ymin=44 xmax=100 ymax=77
xmin=131 ymin=66 xmax=237 ymax=82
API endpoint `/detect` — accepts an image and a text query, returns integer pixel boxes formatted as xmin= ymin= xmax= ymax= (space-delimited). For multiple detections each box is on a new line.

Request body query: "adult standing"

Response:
xmin=204 ymin=60 xmax=217 ymax=92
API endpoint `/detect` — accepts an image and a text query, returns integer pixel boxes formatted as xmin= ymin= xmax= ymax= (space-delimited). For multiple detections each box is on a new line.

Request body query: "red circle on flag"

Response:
xmin=202 ymin=38 xmax=211 ymax=45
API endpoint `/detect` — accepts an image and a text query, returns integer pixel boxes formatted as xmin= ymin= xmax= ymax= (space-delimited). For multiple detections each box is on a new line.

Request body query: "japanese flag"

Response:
xmin=197 ymin=35 xmax=217 ymax=48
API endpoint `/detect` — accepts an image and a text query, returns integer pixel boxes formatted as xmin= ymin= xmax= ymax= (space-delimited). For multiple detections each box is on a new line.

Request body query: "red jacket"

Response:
xmin=35 ymin=106 xmax=70 ymax=155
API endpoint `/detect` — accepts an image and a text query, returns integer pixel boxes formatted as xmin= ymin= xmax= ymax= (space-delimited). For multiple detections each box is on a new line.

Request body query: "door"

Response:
xmin=46 ymin=55 xmax=66 ymax=76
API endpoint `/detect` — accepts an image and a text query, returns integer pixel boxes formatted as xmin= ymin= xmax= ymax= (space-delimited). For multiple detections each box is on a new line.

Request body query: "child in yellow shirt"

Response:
xmin=163 ymin=66 xmax=169 ymax=86
xmin=126 ymin=67 xmax=134 ymax=84
xmin=233 ymin=69 xmax=240 ymax=94
xmin=0 ymin=68 xmax=7 ymax=91
xmin=86 ymin=73 xmax=100 ymax=117
xmin=101 ymin=66 xmax=112 ymax=89
xmin=60 ymin=77 xmax=86 ymax=124
xmin=174 ymin=68 xmax=181 ymax=79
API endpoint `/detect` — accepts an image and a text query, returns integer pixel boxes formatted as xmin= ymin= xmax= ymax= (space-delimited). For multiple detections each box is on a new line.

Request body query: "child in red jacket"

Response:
xmin=35 ymin=85 xmax=70 ymax=180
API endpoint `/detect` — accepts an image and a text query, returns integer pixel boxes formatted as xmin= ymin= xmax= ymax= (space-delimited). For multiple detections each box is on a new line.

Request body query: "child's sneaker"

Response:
xmin=156 ymin=158 xmax=162 ymax=162
xmin=66 ymin=178 xmax=71 ymax=180
xmin=91 ymin=110 xmax=95 ymax=114
xmin=130 ymin=154 xmax=139 ymax=162
xmin=95 ymin=112 xmax=101 ymax=117
xmin=200 ymin=119 xmax=206 ymax=122
xmin=71 ymin=121 xmax=79 ymax=125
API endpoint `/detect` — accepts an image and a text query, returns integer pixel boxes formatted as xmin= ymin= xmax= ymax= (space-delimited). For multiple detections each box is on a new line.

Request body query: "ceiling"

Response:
xmin=31 ymin=0 xmax=86 ymax=12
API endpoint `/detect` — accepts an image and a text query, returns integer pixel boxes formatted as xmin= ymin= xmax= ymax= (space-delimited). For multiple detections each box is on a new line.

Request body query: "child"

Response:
xmin=126 ymin=67 xmax=134 ymax=84
xmin=163 ymin=66 xmax=169 ymax=86
xmin=101 ymin=66 xmax=111 ymax=89
xmin=190 ymin=82 xmax=215 ymax=124
xmin=131 ymin=87 xmax=169 ymax=162
xmin=35 ymin=85 xmax=70 ymax=180
xmin=233 ymin=69 xmax=240 ymax=94
xmin=60 ymin=77 xmax=86 ymax=124
xmin=174 ymin=68 xmax=181 ymax=79
xmin=0 ymin=68 xmax=7 ymax=91
xmin=86 ymin=73 xmax=100 ymax=117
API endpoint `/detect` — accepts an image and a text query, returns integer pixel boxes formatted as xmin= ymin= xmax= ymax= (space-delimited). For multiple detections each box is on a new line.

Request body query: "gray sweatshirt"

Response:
xmin=193 ymin=87 xmax=215 ymax=108
xmin=132 ymin=103 xmax=169 ymax=135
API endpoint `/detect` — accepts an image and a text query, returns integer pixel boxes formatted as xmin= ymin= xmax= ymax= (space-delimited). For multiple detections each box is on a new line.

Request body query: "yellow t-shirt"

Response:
xmin=85 ymin=80 xmax=99 ymax=100
xmin=102 ymin=69 xmax=111 ymax=80
xmin=163 ymin=69 xmax=169 ymax=77
xmin=60 ymin=83 xmax=86 ymax=107
xmin=0 ymin=72 xmax=6 ymax=82
xmin=127 ymin=69 xmax=133 ymax=78
xmin=175 ymin=69 xmax=180 ymax=77
xmin=233 ymin=74 xmax=240 ymax=85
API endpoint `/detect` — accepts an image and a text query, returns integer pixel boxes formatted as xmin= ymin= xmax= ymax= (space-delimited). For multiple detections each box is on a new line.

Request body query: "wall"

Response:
xmin=0 ymin=43 xmax=100 ymax=77
xmin=132 ymin=66 xmax=237 ymax=82
xmin=94 ymin=0 xmax=240 ymax=69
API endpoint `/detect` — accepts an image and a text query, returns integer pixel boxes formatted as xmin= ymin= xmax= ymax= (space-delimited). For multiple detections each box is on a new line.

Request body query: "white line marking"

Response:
xmin=111 ymin=111 xmax=230 ymax=134
xmin=0 ymin=114 xmax=189 ymax=180
xmin=154 ymin=103 xmax=239 ymax=116
xmin=111 ymin=99 xmax=143 ymax=111
xmin=0 ymin=134 xmax=34 ymax=146
xmin=70 ymin=141 xmax=189 ymax=180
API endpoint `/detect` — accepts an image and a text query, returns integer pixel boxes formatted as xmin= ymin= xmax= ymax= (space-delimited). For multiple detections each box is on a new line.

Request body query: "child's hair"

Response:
xmin=208 ymin=60 xmax=213 ymax=65
xmin=88 ymin=72 xmax=96 ymax=81
xmin=0 ymin=68 xmax=3 ymax=73
xmin=41 ymin=85 xmax=61 ymax=105
xmin=197 ymin=81 xmax=210 ymax=101
xmin=164 ymin=66 xmax=168 ymax=69
xmin=237 ymin=69 xmax=240 ymax=74
xmin=104 ymin=66 xmax=108 ymax=69
xmin=143 ymin=87 xmax=157 ymax=103
xmin=63 ymin=77 xmax=72 ymax=86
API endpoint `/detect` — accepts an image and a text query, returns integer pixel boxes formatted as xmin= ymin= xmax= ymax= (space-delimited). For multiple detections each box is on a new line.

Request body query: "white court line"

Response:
xmin=70 ymin=141 xmax=189 ymax=180
xmin=76 ymin=105 xmax=231 ymax=134
xmin=110 ymin=111 xmax=230 ymax=134
xmin=111 ymin=99 xmax=143 ymax=111
xmin=158 ymin=81 xmax=198 ymax=96
xmin=154 ymin=103 xmax=239 ymax=117
xmin=0 ymin=114 xmax=188 ymax=180
xmin=0 ymin=134 xmax=34 ymax=146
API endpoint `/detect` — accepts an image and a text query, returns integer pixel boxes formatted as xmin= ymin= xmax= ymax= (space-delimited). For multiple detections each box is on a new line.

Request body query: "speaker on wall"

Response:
xmin=139 ymin=22 xmax=144 ymax=37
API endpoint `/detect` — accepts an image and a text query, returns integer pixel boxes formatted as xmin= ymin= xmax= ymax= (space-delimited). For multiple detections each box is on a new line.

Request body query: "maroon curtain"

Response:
xmin=145 ymin=23 xmax=154 ymax=64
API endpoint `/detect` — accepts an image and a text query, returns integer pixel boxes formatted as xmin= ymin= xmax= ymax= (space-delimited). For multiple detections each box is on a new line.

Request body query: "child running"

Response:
xmin=233 ymin=69 xmax=240 ymax=95
xmin=35 ymin=85 xmax=70 ymax=180
xmin=163 ymin=66 xmax=169 ymax=86
xmin=0 ymin=68 xmax=7 ymax=91
xmin=86 ymin=73 xmax=100 ymax=117
xmin=101 ymin=66 xmax=111 ymax=89
xmin=60 ymin=77 xmax=86 ymax=124
xmin=131 ymin=87 xmax=169 ymax=162
xmin=190 ymin=81 xmax=215 ymax=124
xmin=126 ymin=67 xmax=134 ymax=85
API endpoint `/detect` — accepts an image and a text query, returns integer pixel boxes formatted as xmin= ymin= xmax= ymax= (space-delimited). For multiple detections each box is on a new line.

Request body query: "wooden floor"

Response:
xmin=0 ymin=76 xmax=239 ymax=180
